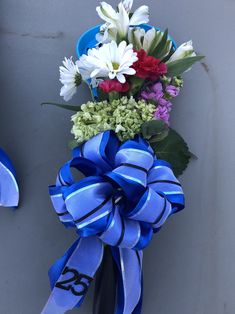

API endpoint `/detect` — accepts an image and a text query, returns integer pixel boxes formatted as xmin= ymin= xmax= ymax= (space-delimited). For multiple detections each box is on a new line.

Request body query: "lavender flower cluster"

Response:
xmin=140 ymin=80 xmax=181 ymax=125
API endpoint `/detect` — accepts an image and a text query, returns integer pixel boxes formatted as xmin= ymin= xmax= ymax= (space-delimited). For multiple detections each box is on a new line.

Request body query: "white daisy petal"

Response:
xmin=122 ymin=67 xmax=136 ymax=75
xmin=118 ymin=41 xmax=127 ymax=57
xmin=60 ymin=85 xmax=76 ymax=102
xmin=109 ymin=72 xmax=116 ymax=80
xmin=59 ymin=57 xmax=81 ymax=101
xmin=77 ymin=41 xmax=137 ymax=83
xmin=117 ymin=73 xmax=126 ymax=83
xmin=90 ymin=68 xmax=101 ymax=78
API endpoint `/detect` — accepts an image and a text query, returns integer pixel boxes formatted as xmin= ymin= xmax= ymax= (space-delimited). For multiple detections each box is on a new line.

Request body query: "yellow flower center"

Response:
xmin=112 ymin=62 xmax=120 ymax=70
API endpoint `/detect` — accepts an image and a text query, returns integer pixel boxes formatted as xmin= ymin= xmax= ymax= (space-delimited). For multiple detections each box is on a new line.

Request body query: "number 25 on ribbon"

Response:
xmin=55 ymin=267 xmax=93 ymax=296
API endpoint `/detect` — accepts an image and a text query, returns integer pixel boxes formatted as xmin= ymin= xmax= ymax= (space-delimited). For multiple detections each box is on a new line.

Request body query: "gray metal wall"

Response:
xmin=0 ymin=0 xmax=234 ymax=313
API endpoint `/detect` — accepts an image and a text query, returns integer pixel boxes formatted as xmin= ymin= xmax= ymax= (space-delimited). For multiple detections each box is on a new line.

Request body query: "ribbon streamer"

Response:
xmin=42 ymin=131 xmax=184 ymax=313
xmin=0 ymin=148 xmax=19 ymax=207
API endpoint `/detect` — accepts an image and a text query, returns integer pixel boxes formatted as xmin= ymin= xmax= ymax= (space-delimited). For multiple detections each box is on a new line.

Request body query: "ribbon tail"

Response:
xmin=41 ymin=237 xmax=104 ymax=314
xmin=111 ymin=247 xmax=143 ymax=314
xmin=132 ymin=271 xmax=143 ymax=314
xmin=0 ymin=148 xmax=19 ymax=208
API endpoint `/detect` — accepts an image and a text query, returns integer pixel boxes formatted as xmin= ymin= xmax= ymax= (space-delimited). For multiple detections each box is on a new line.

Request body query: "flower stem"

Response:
xmin=83 ymin=81 xmax=95 ymax=101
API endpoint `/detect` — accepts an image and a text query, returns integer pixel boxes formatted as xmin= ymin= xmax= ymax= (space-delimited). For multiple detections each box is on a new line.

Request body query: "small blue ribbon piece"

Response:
xmin=42 ymin=131 xmax=184 ymax=314
xmin=0 ymin=148 xmax=19 ymax=208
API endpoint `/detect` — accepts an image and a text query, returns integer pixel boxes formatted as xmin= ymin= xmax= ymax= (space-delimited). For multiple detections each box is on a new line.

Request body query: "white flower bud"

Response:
xmin=122 ymin=0 xmax=133 ymax=13
xmin=169 ymin=40 xmax=196 ymax=62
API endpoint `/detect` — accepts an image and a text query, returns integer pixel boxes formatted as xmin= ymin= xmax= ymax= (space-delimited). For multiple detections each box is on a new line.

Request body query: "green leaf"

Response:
xmin=148 ymin=30 xmax=163 ymax=55
xmin=166 ymin=56 xmax=205 ymax=77
xmin=152 ymin=29 xmax=171 ymax=60
xmin=97 ymin=88 xmax=109 ymax=101
xmin=41 ymin=102 xmax=81 ymax=111
xmin=162 ymin=45 xmax=176 ymax=63
xmin=189 ymin=151 xmax=198 ymax=160
xmin=151 ymin=128 xmax=191 ymax=177
xmin=141 ymin=119 xmax=169 ymax=141
xmin=157 ymin=40 xmax=172 ymax=60
xmin=133 ymin=31 xmax=143 ymax=50
xmin=129 ymin=77 xmax=145 ymax=96
xmin=109 ymin=92 xmax=120 ymax=102
xmin=149 ymin=129 xmax=169 ymax=143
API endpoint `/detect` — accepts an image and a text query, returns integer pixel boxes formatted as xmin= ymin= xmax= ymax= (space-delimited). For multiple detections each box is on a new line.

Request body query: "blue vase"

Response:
xmin=76 ymin=24 xmax=177 ymax=58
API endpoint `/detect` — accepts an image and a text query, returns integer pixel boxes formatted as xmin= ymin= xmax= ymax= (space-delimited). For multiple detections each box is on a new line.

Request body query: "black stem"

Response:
xmin=93 ymin=246 xmax=116 ymax=314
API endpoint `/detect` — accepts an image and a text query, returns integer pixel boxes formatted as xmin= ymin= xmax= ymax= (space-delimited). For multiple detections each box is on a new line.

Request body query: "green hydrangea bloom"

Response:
xmin=71 ymin=97 xmax=155 ymax=143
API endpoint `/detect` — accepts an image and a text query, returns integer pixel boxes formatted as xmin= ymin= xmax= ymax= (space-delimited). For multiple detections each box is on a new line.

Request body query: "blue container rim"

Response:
xmin=76 ymin=24 xmax=177 ymax=58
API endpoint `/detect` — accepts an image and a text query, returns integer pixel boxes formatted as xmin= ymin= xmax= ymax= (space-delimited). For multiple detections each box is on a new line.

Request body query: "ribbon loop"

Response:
xmin=49 ymin=130 xmax=184 ymax=245
xmin=148 ymin=160 xmax=185 ymax=213
xmin=44 ymin=131 xmax=185 ymax=313
xmin=73 ymin=131 xmax=119 ymax=172
xmin=125 ymin=187 xmax=167 ymax=223
xmin=0 ymin=148 xmax=19 ymax=208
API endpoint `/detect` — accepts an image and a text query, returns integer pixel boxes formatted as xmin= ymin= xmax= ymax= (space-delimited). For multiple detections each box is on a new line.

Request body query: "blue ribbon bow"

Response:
xmin=0 ymin=148 xmax=19 ymax=208
xmin=42 ymin=131 xmax=184 ymax=314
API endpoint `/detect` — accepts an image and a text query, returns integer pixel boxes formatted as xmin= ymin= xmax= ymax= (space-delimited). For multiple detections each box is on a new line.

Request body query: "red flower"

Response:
xmin=132 ymin=49 xmax=167 ymax=81
xmin=99 ymin=80 xmax=130 ymax=93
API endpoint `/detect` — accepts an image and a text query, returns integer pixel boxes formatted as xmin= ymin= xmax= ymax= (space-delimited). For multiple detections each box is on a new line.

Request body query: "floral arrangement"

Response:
xmin=42 ymin=1 xmax=204 ymax=313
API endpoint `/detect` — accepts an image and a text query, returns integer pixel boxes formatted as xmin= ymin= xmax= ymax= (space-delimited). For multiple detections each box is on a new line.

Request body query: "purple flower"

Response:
xmin=140 ymin=81 xmax=179 ymax=126
xmin=141 ymin=91 xmax=157 ymax=101
xmin=165 ymin=85 xmax=180 ymax=98
xmin=141 ymin=82 xmax=164 ymax=102
xmin=158 ymin=97 xmax=171 ymax=108
xmin=152 ymin=82 xmax=163 ymax=94
xmin=155 ymin=101 xmax=172 ymax=125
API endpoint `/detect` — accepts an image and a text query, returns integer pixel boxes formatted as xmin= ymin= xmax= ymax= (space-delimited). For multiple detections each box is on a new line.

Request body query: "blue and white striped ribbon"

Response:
xmin=0 ymin=148 xmax=19 ymax=208
xmin=42 ymin=130 xmax=184 ymax=313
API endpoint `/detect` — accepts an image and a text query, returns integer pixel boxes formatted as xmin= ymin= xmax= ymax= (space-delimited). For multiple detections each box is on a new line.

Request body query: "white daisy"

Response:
xmin=96 ymin=0 xmax=149 ymax=42
xmin=77 ymin=41 xmax=138 ymax=84
xmin=59 ymin=57 xmax=81 ymax=102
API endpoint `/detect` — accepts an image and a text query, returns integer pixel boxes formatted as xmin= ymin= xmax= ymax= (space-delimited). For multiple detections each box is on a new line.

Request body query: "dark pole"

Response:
xmin=93 ymin=246 xmax=116 ymax=314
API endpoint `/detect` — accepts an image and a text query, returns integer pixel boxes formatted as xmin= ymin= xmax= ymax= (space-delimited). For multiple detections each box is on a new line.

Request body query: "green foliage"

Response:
xmin=147 ymin=30 xmax=164 ymax=55
xmin=166 ymin=56 xmax=205 ymax=77
xmin=151 ymin=129 xmax=191 ymax=176
xmin=129 ymin=77 xmax=145 ymax=96
xmin=152 ymin=29 xmax=172 ymax=60
xmin=41 ymin=102 xmax=81 ymax=111
xmin=141 ymin=119 xmax=169 ymax=142
xmin=109 ymin=91 xmax=120 ymax=102
xmin=97 ymin=88 xmax=109 ymax=101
